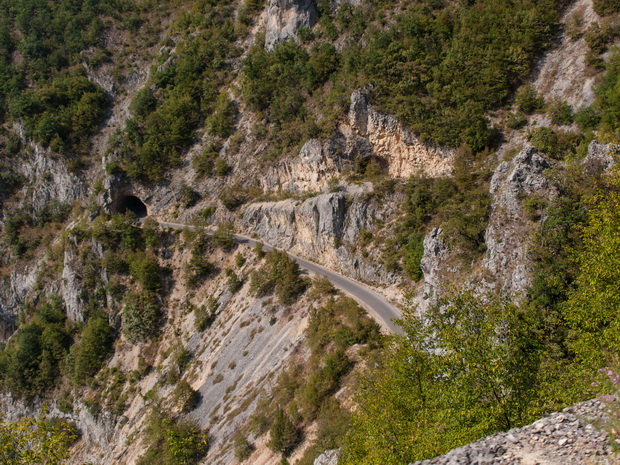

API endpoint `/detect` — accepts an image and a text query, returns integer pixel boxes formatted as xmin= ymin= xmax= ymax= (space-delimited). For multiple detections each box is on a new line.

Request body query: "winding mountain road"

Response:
xmin=156 ymin=220 xmax=403 ymax=334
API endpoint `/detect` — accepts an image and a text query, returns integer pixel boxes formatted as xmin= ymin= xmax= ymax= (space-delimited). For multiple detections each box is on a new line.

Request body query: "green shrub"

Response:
xmin=516 ymin=84 xmax=545 ymax=114
xmin=547 ymin=98 xmax=574 ymax=126
xmin=128 ymin=252 xmax=162 ymax=293
xmin=234 ymin=435 xmax=254 ymax=462
xmin=207 ymin=92 xmax=236 ymax=138
xmin=179 ymin=183 xmax=200 ymax=208
xmin=250 ymin=250 xmax=307 ymax=304
xmin=122 ymin=291 xmax=161 ymax=343
xmin=172 ymin=380 xmax=200 ymax=413
xmin=194 ymin=303 xmax=216 ymax=332
xmin=70 ymin=314 xmax=114 ymax=384
xmin=268 ymin=409 xmax=300 ymax=455
xmin=594 ymin=0 xmax=620 ymax=16
xmin=138 ymin=412 xmax=208 ymax=465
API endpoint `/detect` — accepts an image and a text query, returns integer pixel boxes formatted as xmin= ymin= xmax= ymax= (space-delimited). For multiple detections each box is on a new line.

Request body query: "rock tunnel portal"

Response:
xmin=116 ymin=195 xmax=148 ymax=218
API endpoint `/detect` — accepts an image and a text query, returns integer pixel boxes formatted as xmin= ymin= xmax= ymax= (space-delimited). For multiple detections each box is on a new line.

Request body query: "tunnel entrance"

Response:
xmin=117 ymin=195 xmax=148 ymax=218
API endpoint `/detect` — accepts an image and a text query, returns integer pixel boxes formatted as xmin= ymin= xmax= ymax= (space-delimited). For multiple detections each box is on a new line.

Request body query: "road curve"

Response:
xmin=156 ymin=220 xmax=403 ymax=334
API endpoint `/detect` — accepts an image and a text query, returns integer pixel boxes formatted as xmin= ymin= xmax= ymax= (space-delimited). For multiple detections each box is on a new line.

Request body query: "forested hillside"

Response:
xmin=1 ymin=0 xmax=620 ymax=464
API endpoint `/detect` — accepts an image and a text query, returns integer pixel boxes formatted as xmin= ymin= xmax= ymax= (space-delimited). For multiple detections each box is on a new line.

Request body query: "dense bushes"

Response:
xmin=137 ymin=411 xmax=209 ymax=465
xmin=383 ymin=149 xmax=491 ymax=279
xmin=0 ymin=0 xmax=129 ymax=156
xmin=69 ymin=313 xmax=114 ymax=384
xmin=119 ymin=2 xmax=239 ymax=182
xmin=121 ymin=291 xmax=161 ymax=343
xmin=341 ymin=292 xmax=544 ymax=464
xmin=13 ymin=72 xmax=109 ymax=152
xmin=0 ymin=296 xmax=71 ymax=396
xmin=240 ymin=0 xmax=563 ymax=156
xmin=249 ymin=250 xmax=308 ymax=304
xmin=342 ymin=163 xmax=620 ymax=464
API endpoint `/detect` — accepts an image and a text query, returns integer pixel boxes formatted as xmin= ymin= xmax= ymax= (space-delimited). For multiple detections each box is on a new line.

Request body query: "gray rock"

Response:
xmin=265 ymin=0 xmax=318 ymax=50
xmin=410 ymin=398 xmax=616 ymax=465
xmin=314 ymin=449 xmax=340 ymax=465
xmin=484 ymin=146 xmax=557 ymax=297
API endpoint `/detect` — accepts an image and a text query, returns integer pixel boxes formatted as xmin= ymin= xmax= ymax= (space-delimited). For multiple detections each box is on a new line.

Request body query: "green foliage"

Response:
xmin=179 ymin=183 xmax=200 ymax=208
xmin=268 ymin=409 xmax=300 ymax=455
xmin=341 ymin=291 xmax=543 ymax=464
xmin=219 ymin=186 xmax=248 ymax=211
xmin=562 ymin=168 xmax=620 ymax=367
xmin=70 ymin=314 xmax=114 ymax=384
xmin=137 ymin=412 xmax=208 ymax=465
xmin=172 ymin=380 xmax=199 ymax=413
xmin=206 ymin=92 xmax=237 ymax=138
xmin=212 ymin=222 xmax=237 ymax=250
xmin=194 ymin=302 xmax=216 ymax=332
xmin=128 ymin=252 xmax=162 ymax=293
xmin=596 ymin=51 xmax=620 ymax=140
xmin=515 ymin=84 xmax=545 ymax=114
xmin=14 ymin=71 xmax=109 ymax=153
xmin=0 ymin=414 xmax=77 ymax=465
xmin=546 ymin=98 xmax=574 ymax=126
xmin=226 ymin=269 xmax=243 ymax=294
xmin=574 ymin=106 xmax=601 ymax=131
xmin=121 ymin=291 xmax=161 ymax=343
xmin=385 ymin=151 xmax=491 ymax=277
xmin=528 ymin=127 xmax=583 ymax=160
xmin=249 ymin=250 xmax=307 ymax=304
xmin=120 ymin=3 xmax=239 ymax=182
xmin=234 ymin=435 xmax=254 ymax=462
xmin=0 ymin=297 xmax=71 ymax=397
xmin=594 ymin=0 xmax=620 ymax=16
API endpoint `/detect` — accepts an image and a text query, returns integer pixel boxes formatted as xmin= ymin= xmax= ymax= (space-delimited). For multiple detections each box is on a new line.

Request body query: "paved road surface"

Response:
xmin=157 ymin=220 xmax=403 ymax=334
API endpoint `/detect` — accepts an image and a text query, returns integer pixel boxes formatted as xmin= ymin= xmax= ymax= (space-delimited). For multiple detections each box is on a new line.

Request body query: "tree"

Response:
xmin=563 ymin=167 xmax=620 ymax=368
xmin=268 ymin=409 xmax=300 ymax=455
xmin=122 ymin=291 xmax=161 ymax=343
xmin=341 ymin=291 xmax=542 ymax=464
xmin=0 ymin=414 xmax=76 ymax=465
xmin=70 ymin=314 xmax=114 ymax=384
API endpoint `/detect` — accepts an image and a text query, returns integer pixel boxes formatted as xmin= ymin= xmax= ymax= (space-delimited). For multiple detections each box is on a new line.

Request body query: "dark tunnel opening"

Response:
xmin=117 ymin=195 xmax=148 ymax=218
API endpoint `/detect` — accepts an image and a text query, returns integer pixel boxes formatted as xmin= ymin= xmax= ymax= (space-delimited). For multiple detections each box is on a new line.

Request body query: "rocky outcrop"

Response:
xmin=261 ymin=90 xmax=454 ymax=195
xmin=483 ymin=146 xmax=557 ymax=297
xmin=61 ymin=240 xmax=86 ymax=324
xmin=240 ymin=187 xmax=400 ymax=284
xmin=420 ymin=227 xmax=451 ymax=302
xmin=583 ymin=140 xmax=616 ymax=173
xmin=261 ymin=137 xmax=350 ymax=193
xmin=0 ymin=265 xmax=38 ymax=335
xmin=411 ymin=398 xmax=616 ymax=465
xmin=17 ymin=143 xmax=86 ymax=212
xmin=532 ymin=0 xmax=601 ymax=109
xmin=344 ymin=89 xmax=454 ymax=179
xmin=314 ymin=449 xmax=340 ymax=465
xmin=265 ymin=0 xmax=318 ymax=50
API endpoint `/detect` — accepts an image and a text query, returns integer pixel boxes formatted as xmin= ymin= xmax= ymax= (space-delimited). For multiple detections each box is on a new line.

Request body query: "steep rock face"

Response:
xmin=61 ymin=242 xmax=87 ymax=324
xmin=420 ymin=227 xmax=451 ymax=303
xmin=532 ymin=0 xmax=601 ymax=109
xmin=0 ymin=265 xmax=38 ymax=334
xmin=260 ymin=137 xmax=350 ymax=193
xmin=240 ymin=188 xmax=400 ymax=285
xmin=17 ymin=143 xmax=86 ymax=212
xmin=345 ymin=89 xmax=454 ymax=179
xmin=265 ymin=0 xmax=318 ymax=50
xmin=261 ymin=90 xmax=454 ymax=195
xmin=0 ymin=393 xmax=118 ymax=464
xmin=484 ymin=146 xmax=557 ymax=296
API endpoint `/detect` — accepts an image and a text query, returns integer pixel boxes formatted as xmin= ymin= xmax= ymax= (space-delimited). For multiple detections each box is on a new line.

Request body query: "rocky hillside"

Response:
xmin=1 ymin=0 xmax=620 ymax=464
